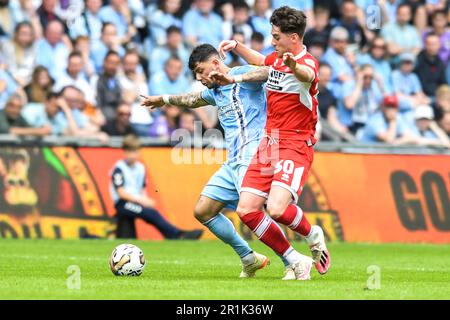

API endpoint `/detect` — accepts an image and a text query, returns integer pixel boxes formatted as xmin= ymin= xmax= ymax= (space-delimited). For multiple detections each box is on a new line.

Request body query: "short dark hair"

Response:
xmin=188 ymin=44 xmax=219 ymax=71
xmin=167 ymin=25 xmax=182 ymax=35
xmin=251 ymin=31 xmax=264 ymax=43
xmin=105 ymin=50 xmax=120 ymax=60
xmin=101 ymin=22 xmax=115 ymax=33
xmin=397 ymin=3 xmax=411 ymax=13
xmin=46 ymin=91 xmax=60 ymax=101
xmin=270 ymin=6 xmax=307 ymax=38
xmin=69 ymin=50 xmax=82 ymax=60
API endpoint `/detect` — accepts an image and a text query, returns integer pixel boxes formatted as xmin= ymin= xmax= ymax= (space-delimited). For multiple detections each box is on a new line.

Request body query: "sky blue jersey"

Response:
xmin=201 ymin=65 xmax=267 ymax=164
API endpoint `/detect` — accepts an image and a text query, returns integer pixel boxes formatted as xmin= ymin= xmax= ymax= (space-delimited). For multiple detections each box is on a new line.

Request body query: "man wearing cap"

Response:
xmin=406 ymin=105 xmax=450 ymax=147
xmin=391 ymin=52 xmax=430 ymax=111
xmin=360 ymin=95 xmax=417 ymax=144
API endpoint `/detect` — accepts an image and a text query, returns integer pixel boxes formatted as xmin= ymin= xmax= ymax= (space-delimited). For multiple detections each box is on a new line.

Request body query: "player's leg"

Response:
xmin=198 ymin=165 xmax=269 ymax=277
xmin=116 ymin=201 xmax=202 ymax=239
xmin=267 ymin=148 xmax=331 ymax=275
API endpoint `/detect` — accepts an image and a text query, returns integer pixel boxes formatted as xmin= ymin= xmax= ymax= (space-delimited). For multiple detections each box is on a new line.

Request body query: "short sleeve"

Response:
xmin=201 ymin=89 xmax=216 ymax=106
xmin=112 ymin=167 xmax=125 ymax=189
xmin=264 ymin=52 xmax=277 ymax=66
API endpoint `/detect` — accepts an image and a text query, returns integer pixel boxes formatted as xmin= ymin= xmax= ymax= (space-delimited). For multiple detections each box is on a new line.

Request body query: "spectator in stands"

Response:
xmin=21 ymin=91 xmax=74 ymax=136
xmin=438 ymin=112 xmax=450 ymax=138
xmin=392 ymin=52 xmax=431 ymax=112
xmin=303 ymin=6 xmax=332 ymax=51
xmin=54 ymin=51 xmax=95 ymax=104
xmin=357 ymin=37 xmax=393 ymax=94
xmin=403 ymin=0 xmax=428 ymax=33
xmin=13 ymin=0 xmax=42 ymax=38
xmin=223 ymin=1 xmax=252 ymax=45
xmin=59 ymin=85 xmax=107 ymax=139
xmin=433 ymin=85 xmax=450 ymax=119
xmin=342 ymin=64 xmax=384 ymax=135
xmin=69 ymin=0 xmax=103 ymax=42
xmin=36 ymin=0 xmax=67 ymax=34
xmin=147 ymin=0 xmax=182 ymax=47
xmin=178 ymin=109 xmax=196 ymax=135
xmin=101 ymin=103 xmax=137 ymax=136
xmin=407 ymin=104 xmax=450 ymax=147
xmin=250 ymin=31 xmax=271 ymax=55
xmin=24 ymin=66 xmax=54 ymax=104
xmin=381 ymin=4 xmax=422 ymax=59
xmin=119 ymin=50 xmax=148 ymax=105
xmin=318 ymin=63 xmax=348 ymax=134
xmin=148 ymin=55 xmax=190 ymax=95
xmin=35 ymin=20 xmax=71 ymax=81
xmin=322 ymin=26 xmax=355 ymax=98
xmin=98 ymin=0 xmax=136 ymax=42
xmin=0 ymin=69 xmax=18 ymax=109
xmin=0 ymin=92 xmax=51 ymax=136
xmin=111 ymin=134 xmax=203 ymax=239
xmin=1 ymin=21 xmax=37 ymax=87
xmin=0 ymin=0 xmax=23 ymax=37
xmin=424 ymin=10 xmax=449 ymax=65
xmin=249 ymin=0 xmax=272 ymax=49
xmin=415 ymin=33 xmax=447 ymax=99
xmin=148 ymin=25 xmax=189 ymax=77
xmin=182 ymin=0 xmax=223 ymax=48
xmin=73 ymin=36 xmax=95 ymax=79
xmin=90 ymin=23 xmax=125 ymax=73
xmin=93 ymin=50 xmax=123 ymax=122
xmin=360 ymin=95 xmax=417 ymax=144
xmin=334 ymin=0 xmax=368 ymax=49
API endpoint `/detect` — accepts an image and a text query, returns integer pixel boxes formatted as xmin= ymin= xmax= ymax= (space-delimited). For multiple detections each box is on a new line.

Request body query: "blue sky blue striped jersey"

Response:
xmin=201 ymin=65 xmax=267 ymax=164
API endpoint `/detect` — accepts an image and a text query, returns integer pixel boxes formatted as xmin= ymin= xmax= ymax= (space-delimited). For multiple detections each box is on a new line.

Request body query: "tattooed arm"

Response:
xmin=209 ymin=67 xmax=269 ymax=86
xmin=140 ymin=92 xmax=209 ymax=109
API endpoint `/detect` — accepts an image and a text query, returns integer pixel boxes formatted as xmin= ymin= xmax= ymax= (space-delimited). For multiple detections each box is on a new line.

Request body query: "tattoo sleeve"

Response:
xmin=168 ymin=91 xmax=209 ymax=108
xmin=242 ymin=66 xmax=270 ymax=82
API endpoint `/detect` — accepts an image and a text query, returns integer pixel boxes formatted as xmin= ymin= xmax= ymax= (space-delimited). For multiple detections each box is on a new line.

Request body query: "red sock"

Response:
xmin=240 ymin=211 xmax=291 ymax=256
xmin=274 ymin=204 xmax=311 ymax=236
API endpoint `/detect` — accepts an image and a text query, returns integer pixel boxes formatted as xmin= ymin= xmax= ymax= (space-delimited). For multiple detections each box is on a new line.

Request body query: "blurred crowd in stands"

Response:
xmin=0 ymin=0 xmax=449 ymax=147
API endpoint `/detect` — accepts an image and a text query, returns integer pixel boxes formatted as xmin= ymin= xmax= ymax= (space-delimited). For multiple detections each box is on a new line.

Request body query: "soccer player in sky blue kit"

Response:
xmin=141 ymin=44 xmax=289 ymax=277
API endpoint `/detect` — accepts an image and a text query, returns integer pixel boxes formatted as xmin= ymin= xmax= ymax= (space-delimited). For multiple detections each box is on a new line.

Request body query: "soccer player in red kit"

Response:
xmin=214 ymin=6 xmax=330 ymax=280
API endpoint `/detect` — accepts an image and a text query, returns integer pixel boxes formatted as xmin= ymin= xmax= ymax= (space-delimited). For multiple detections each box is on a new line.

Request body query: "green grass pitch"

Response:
xmin=0 ymin=239 xmax=449 ymax=299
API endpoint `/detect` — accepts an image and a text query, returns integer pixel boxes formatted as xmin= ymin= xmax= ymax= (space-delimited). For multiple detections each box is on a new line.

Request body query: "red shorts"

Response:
xmin=241 ymin=136 xmax=314 ymax=203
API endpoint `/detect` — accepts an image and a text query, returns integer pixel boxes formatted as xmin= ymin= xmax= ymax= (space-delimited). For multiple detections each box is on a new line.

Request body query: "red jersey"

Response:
xmin=264 ymin=47 xmax=319 ymax=141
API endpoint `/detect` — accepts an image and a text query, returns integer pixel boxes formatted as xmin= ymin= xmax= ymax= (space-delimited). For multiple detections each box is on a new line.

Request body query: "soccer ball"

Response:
xmin=109 ymin=244 xmax=146 ymax=276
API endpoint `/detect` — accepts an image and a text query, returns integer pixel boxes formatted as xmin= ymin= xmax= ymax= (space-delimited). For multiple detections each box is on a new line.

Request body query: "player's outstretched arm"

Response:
xmin=209 ymin=67 xmax=269 ymax=86
xmin=140 ymin=92 xmax=208 ymax=109
xmin=218 ymin=40 xmax=265 ymax=66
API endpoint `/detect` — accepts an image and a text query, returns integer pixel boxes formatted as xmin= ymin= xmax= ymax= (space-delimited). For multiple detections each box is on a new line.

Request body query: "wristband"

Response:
xmin=233 ymin=75 xmax=243 ymax=83
xmin=162 ymin=95 xmax=170 ymax=104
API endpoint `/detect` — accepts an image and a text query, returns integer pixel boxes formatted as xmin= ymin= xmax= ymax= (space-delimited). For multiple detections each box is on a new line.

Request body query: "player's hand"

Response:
xmin=218 ymin=40 xmax=237 ymax=60
xmin=140 ymin=95 xmax=164 ymax=109
xmin=282 ymin=52 xmax=297 ymax=70
xmin=209 ymin=71 xmax=235 ymax=86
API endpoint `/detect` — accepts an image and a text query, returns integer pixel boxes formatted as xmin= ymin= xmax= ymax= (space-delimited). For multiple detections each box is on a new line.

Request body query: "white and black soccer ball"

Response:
xmin=109 ymin=244 xmax=146 ymax=276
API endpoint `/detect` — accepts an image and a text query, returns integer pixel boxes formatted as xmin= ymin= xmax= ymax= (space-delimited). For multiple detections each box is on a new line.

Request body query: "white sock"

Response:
xmin=305 ymin=225 xmax=319 ymax=246
xmin=283 ymin=247 xmax=302 ymax=265
xmin=241 ymin=253 xmax=255 ymax=265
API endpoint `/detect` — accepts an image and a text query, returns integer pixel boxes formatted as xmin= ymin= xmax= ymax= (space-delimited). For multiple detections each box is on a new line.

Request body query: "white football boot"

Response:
xmin=239 ymin=252 xmax=270 ymax=278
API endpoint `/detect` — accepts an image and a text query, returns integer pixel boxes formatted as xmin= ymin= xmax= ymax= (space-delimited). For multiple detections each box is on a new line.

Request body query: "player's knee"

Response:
xmin=265 ymin=202 xmax=284 ymax=219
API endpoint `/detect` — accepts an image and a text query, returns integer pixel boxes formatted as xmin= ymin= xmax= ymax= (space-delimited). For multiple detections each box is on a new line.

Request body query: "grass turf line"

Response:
xmin=0 ymin=239 xmax=449 ymax=299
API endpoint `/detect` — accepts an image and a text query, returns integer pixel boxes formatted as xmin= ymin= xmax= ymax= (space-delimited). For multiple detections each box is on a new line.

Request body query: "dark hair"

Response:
xmin=397 ymin=3 xmax=411 ymax=13
xmin=270 ymin=6 xmax=307 ymax=38
xmin=234 ymin=0 xmax=250 ymax=11
xmin=69 ymin=50 xmax=83 ymax=60
xmin=318 ymin=62 xmax=332 ymax=69
xmin=432 ymin=9 xmax=446 ymax=19
xmin=46 ymin=91 xmax=60 ymax=100
xmin=251 ymin=31 xmax=264 ymax=43
xmin=167 ymin=25 xmax=182 ymax=35
xmin=188 ymin=44 xmax=219 ymax=71
xmin=105 ymin=50 xmax=120 ymax=60
xmin=101 ymin=22 xmax=115 ymax=34
xmin=424 ymin=32 xmax=439 ymax=40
